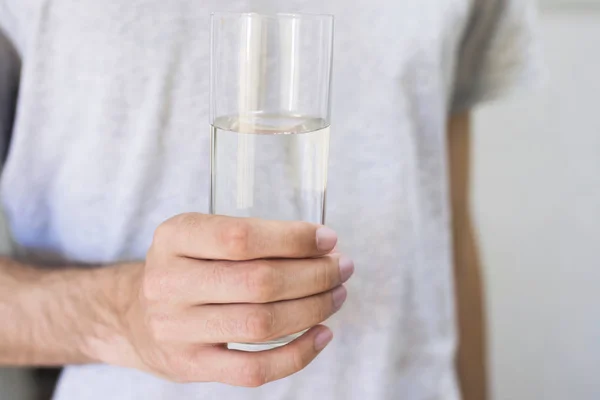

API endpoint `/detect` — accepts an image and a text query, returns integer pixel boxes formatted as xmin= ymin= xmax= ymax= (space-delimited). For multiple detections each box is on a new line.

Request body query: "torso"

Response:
xmin=0 ymin=1 xmax=469 ymax=398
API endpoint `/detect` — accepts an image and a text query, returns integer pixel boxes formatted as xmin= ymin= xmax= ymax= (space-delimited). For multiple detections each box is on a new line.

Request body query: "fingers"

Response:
xmin=161 ymin=255 xmax=354 ymax=305
xmin=154 ymin=213 xmax=337 ymax=261
xmin=151 ymin=286 xmax=347 ymax=344
xmin=184 ymin=326 xmax=333 ymax=387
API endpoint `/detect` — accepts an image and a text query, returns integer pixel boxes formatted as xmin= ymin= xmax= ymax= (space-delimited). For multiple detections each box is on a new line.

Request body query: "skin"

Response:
xmin=0 ymin=112 xmax=487 ymax=396
xmin=449 ymin=112 xmax=488 ymax=400
xmin=0 ymin=215 xmax=352 ymax=387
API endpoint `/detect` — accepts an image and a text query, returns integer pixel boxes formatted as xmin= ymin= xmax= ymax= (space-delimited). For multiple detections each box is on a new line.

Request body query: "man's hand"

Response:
xmin=0 ymin=213 xmax=353 ymax=387
xmin=102 ymin=214 xmax=353 ymax=387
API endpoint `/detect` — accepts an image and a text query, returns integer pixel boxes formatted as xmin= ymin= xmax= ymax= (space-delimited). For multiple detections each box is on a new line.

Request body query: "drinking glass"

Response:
xmin=209 ymin=12 xmax=334 ymax=351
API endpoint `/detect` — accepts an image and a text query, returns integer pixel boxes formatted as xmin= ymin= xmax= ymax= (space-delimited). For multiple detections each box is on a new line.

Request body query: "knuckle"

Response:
xmin=233 ymin=360 xmax=268 ymax=387
xmin=244 ymin=307 xmax=276 ymax=341
xmin=155 ymin=213 xmax=203 ymax=249
xmin=174 ymin=212 xmax=203 ymax=232
xmin=243 ymin=262 xmax=279 ymax=302
xmin=175 ymin=213 xmax=204 ymax=244
xmin=204 ymin=316 xmax=240 ymax=339
xmin=313 ymin=258 xmax=334 ymax=290
xmin=220 ymin=220 xmax=251 ymax=259
xmin=309 ymin=294 xmax=331 ymax=324
xmin=316 ymin=297 xmax=330 ymax=322
xmin=153 ymin=218 xmax=177 ymax=248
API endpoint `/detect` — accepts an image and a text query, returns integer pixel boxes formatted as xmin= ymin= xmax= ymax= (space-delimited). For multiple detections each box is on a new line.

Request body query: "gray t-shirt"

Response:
xmin=0 ymin=0 xmax=540 ymax=399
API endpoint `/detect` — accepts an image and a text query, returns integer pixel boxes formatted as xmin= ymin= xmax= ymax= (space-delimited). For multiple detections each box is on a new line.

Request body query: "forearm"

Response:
xmin=453 ymin=214 xmax=488 ymax=400
xmin=448 ymin=112 xmax=488 ymax=400
xmin=0 ymin=257 xmax=138 ymax=366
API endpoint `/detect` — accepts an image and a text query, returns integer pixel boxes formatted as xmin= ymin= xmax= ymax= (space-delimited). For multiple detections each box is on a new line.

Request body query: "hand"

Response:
xmin=110 ymin=214 xmax=354 ymax=387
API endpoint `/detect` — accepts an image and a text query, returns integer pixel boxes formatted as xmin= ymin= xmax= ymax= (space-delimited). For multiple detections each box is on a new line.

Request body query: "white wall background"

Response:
xmin=474 ymin=5 xmax=600 ymax=400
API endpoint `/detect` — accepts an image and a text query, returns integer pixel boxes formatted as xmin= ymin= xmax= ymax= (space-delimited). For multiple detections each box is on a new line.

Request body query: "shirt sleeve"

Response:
xmin=451 ymin=0 xmax=544 ymax=113
xmin=0 ymin=27 xmax=20 ymax=162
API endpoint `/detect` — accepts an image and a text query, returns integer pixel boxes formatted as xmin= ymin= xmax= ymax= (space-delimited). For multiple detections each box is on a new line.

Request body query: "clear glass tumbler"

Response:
xmin=209 ymin=12 xmax=334 ymax=351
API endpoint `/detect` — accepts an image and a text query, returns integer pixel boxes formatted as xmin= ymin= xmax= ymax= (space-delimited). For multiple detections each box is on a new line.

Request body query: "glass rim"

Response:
xmin=210 ymin=11 xmax=334 ymax=21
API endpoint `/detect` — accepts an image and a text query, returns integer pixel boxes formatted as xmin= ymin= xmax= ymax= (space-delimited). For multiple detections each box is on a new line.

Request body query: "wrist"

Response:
xmin=80 ymin=262 xmax=144 ymax=367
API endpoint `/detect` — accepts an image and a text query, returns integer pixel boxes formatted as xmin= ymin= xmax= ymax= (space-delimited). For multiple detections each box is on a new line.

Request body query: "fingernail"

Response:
xmin=339 ymin=256 xmax=355 ymax=283
xmin=314 ymin=328 xmax=333 ymax=351
xmin=332 ymin=285 xmax=347 ymax=311
xmin=316 ymin=227 xmax=337 ymax=252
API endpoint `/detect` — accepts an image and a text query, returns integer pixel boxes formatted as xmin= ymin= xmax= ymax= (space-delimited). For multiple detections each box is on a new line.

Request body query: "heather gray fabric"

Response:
xmin=0 ymin=0 xmax=540 ymax=399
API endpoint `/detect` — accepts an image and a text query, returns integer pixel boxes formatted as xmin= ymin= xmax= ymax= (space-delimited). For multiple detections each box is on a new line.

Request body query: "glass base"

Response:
xmin=227 ymin=332 xmax=305 ymax=352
